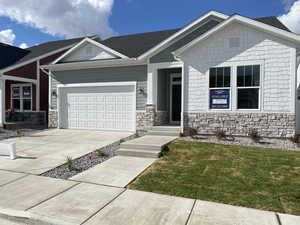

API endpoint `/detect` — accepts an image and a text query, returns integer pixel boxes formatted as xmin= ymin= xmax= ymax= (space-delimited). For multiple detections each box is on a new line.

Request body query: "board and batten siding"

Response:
xmin=180 ymin=22 xmax=297 ymax=113
xmin=50 ymin=65 xmax=147 ymax=110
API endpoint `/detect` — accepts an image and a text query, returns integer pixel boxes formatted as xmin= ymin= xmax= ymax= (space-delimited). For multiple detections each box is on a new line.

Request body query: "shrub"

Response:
xmin=66 ymin=156 xmax=75 ymax=172
xmin=96 ymin=150 xmax=109 ymax=157
xmin=119 ymin=138 xmax=126 ymax=144
xmin=15 ymin=129 xmax=22 ymax=137
xmin=215 ymin=129 xmax=226 ymax=140
xmin=289 ymin=134 xmax=300 ymax=144
xmin=248 ymin=129 xmax=261 ymax=143
xmin=182 ymin=128 xmax=198 ymax=137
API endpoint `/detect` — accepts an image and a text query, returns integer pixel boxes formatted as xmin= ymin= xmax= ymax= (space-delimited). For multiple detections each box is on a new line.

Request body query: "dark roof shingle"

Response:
xmin=254 ymin=16 xmax=291 ymax=32
xmin=0 ymin=43 xmax=29 ymax=70
xmin=100 ymin=29 xmax=180 ymax=58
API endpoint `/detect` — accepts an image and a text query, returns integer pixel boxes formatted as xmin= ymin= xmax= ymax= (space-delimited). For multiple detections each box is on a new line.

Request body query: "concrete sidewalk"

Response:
xmin=70 ymin=156 xmax=156 ymax=187
xmin=0 ymin=170 xmax=299 ymax=225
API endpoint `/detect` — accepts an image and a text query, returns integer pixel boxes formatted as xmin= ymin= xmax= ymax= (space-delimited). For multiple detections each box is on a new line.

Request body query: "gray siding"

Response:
xmin=150 ymin=20 xmax=220 ymax=63
xmin=51 ymin=65 xmax=147 ymax=110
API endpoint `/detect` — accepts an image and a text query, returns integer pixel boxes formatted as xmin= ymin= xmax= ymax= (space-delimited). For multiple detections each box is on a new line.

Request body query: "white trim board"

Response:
xmin=53 ymin=38 xmax=128 ymax=64
xmin=138 ymin=11 xmax=228 ymax=60
xmin=42 ymin=58 xmax=146 ymax=71
xmin=1 ymin=75 xmax=37 ymax=84
xmin=174 ymin=14 xmax=300 ymax=56
xmin=57 ymin=81 xmax=137 ymax=88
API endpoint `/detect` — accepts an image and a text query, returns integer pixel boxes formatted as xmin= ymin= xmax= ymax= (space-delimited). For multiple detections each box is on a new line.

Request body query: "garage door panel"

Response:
xmin=63 ymin=87 xmax=135 ymax=131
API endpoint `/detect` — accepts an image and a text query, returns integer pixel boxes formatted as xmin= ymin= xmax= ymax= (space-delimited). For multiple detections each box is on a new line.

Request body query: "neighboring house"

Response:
xmin=43 ymin=11 xmax=300 ymax=138
xmin=0 ymin=36 xmax=98 ymax=128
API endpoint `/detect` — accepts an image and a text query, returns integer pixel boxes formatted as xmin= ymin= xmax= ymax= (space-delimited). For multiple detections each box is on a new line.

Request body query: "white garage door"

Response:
xmin=59 ymin=84 xmax=136 ymax=131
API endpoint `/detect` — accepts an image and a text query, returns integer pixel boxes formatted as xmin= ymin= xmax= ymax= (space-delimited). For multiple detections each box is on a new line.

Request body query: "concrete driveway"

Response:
xmin=0 ymin=129 xmax=132 ymax=174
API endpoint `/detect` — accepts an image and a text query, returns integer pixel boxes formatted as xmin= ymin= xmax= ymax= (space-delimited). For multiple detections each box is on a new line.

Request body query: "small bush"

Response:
xmin=66 ymin=156 xmax=75 ymax=172
xmin=182 ymin=128 xmax=198 ymax=137
xmin=160 ymin=145 xmax=170 ymax=157
xmin=15 ymin=129 xmax=22 ymax=137
xmin=248 ymin=129 xmax=261 ymax=143
xmin=119 ymin=138 xmax=126 ymax=144
xmin=289 ymin=134 xmax=300 ymax=144
xmin=215 ymin=129 xmax=226 ymax=140
xmin=96 ymin=150 xmax=109 ymax=157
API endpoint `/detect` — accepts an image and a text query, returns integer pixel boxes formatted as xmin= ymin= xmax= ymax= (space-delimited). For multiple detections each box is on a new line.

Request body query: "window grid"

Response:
xmin=236 ymin=65 xmax=260 ymax=110
xmin=11 ymin=84 xmax=32 ymax=112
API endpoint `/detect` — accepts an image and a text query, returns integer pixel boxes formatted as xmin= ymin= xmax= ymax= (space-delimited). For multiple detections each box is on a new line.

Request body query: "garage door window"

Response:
xmin=11 ymin=84 xmax=32 ymax=111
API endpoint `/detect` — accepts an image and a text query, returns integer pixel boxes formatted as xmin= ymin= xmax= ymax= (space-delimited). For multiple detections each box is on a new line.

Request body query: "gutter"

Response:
xmin=41 ymin=58 xmax=147 ymax=71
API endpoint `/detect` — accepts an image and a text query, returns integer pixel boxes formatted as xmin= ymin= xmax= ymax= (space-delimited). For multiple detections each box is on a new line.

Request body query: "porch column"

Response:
xmin=0 ymin=78 xmax=5 ymax=127
xmin=147 ymin=64 xmax=157 ymax=106
xmin=36 ymin=60 xmax=40 ymax=111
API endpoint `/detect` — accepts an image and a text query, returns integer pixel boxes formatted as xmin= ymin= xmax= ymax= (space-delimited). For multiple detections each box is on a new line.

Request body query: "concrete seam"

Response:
xmin=0 ymin=174 xmax=29 ymax=187
xmin=25 ymin=182 xmax=80 ymax=211
xmin=276 ymin=213 xmax=283 ymax=225
xmin=70 ymin=180 xmax=124 ymax=189
xmin=185 ymin=199 xmax=197 ymax=225
xmin=79 ymin=188 xmax=127 ymax=225
xmin=0 ymin=168 xmax=33 ymax=175
xmin=125 ymin=160 xmax=157 ymax=188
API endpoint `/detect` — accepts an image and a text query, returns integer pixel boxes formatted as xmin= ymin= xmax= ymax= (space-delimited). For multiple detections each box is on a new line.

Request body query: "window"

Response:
xmin=237 ymin=65 xmax=260 ymax=109
xmin=209 ymin=67 xmax=231 ymax=109
xmin=11 ymin=84 xmax=32 ymax=111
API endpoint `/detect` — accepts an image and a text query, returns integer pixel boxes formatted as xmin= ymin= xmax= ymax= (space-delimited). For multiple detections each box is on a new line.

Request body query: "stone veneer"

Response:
xmin=184 ymin=112 xmax=296 ymax=138
xmin=48 ymin=111 xmax=58 ymax=128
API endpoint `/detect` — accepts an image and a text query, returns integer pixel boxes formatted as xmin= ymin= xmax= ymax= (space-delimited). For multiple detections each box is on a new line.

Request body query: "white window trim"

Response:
xmin=207 ymin=60 xmax=264 ymax=112
xmin=11 ymin=83 xmax=33 ymax=112
xmin=208 ymin=66 xmax=232 ymax=111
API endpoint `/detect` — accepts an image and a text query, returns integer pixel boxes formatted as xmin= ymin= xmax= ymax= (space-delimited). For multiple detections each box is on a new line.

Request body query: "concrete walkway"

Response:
xmin=0 ymin=170 xmax=299 ymax=225
xmin=70 ymin=156 xmax=156 ymax=187
xmin=0 ymin=129 xmax=132 ymax=174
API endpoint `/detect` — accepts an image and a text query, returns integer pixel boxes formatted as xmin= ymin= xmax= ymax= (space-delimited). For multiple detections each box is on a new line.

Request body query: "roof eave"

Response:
xmin=42 ymin=58 xmax=146 ymax=72
xmin=174 ymin=15 xmax=300 ymax=57
xmin=137 ymin=11 xmax=229 ymax=60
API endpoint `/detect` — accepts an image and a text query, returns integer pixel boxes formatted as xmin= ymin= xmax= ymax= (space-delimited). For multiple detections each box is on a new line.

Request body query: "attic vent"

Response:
xmin=229 ymin=37 xmax=240 ymax=48
xmin=86 ymin=46 xmax=93 ymax=55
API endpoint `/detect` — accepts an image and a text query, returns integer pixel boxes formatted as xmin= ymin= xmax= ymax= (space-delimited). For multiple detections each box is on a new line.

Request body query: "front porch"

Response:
xmin=146 ymin=62 xmax=183 ymax=131
xmin=0 ymin=75 xmax=46 ymax=129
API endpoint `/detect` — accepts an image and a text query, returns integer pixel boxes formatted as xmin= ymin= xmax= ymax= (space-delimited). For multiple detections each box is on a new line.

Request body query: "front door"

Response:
xmin=170 ymin=74 xmax=182 ymax=124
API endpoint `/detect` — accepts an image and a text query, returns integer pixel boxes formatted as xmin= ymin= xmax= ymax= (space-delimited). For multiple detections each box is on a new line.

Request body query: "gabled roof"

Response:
xmin=45 ymin=11 xmax=298 ymax=70
xmin=53 ymin=37 xmax=129 ymax=64
xmin=0 ymin=36 xmax=97 ymax=73
xmin=254 ymin=16 xmax=290 ymax=32
xmin=174 ymin=14 xmax=300 ymax=57
xmin=100 ymin=29 xmax=180 ymax=58
xmin=97 ymin=14 xmax=293 ymax=59
xmin=0 ymin=43 xmax=29 ymax=70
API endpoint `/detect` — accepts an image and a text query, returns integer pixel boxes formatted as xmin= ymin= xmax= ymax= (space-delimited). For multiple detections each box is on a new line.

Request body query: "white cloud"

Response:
xmin=278 ymin=0 xmax=300 ymax=33
xmin=282 ymin=0 xmax=296 ymax=11
xmin=0 ymin=0 xmax=116 ymax=39
xmin=19 ymin=43 xmax=29 ymax=49
xmin=0 ymin=29 xmax=16 ymax=45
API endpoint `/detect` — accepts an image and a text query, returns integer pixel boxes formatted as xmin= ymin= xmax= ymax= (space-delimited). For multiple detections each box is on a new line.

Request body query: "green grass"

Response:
xmin=129 ymin=140 xmax=300 ymax=215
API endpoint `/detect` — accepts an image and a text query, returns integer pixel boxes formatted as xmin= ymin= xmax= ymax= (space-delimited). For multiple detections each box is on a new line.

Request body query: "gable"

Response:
xmin=60 ymin=42 xmax=119 ymax=62
xmin=150 ymin=18 xmax=221 ymax=63
xmin=181 ymin=22 xmax=295 ymax=64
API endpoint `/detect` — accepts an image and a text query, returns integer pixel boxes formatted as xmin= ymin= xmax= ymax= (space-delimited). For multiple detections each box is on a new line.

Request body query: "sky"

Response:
xmin=0 ymin=0 xmax=299 ymax=49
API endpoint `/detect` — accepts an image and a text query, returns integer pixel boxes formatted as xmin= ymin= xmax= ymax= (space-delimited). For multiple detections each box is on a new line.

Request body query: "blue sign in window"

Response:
xmin=210 ymin=89 xmax=230 ymax=109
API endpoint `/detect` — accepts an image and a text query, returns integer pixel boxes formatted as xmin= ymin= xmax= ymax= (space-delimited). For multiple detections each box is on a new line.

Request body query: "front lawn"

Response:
xmin=129 ymin=140 xmax=300 ymax=215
